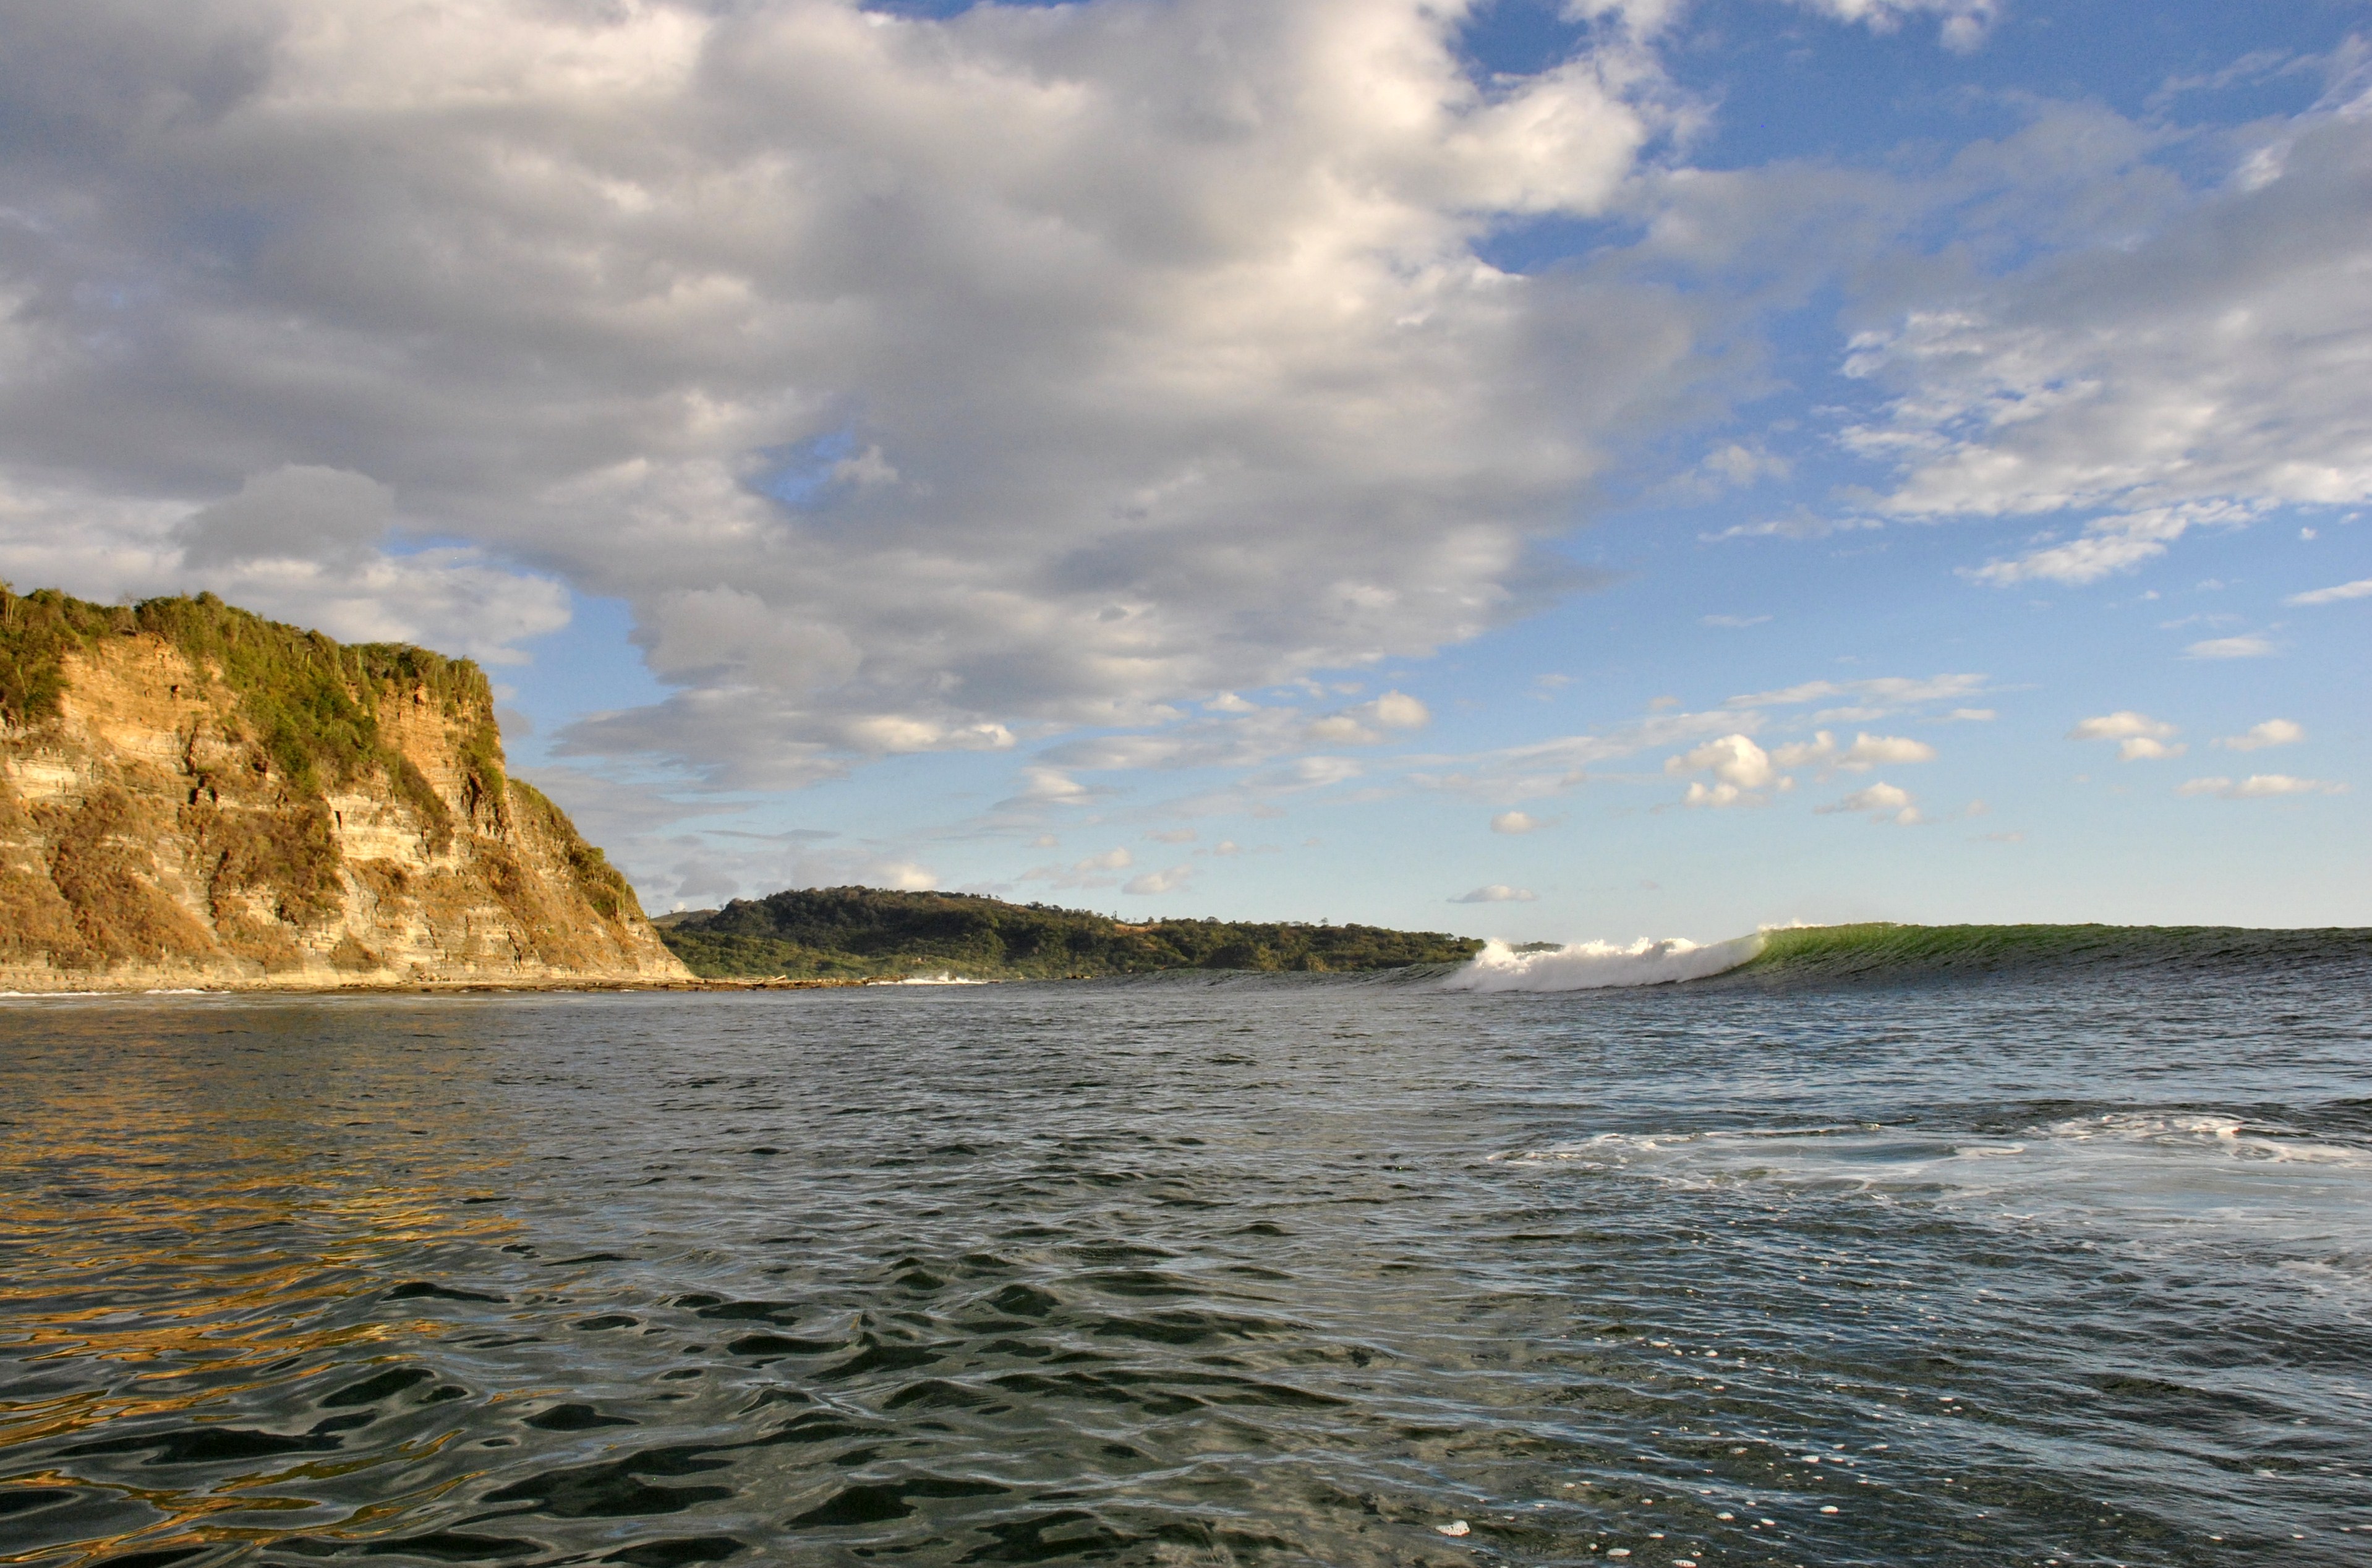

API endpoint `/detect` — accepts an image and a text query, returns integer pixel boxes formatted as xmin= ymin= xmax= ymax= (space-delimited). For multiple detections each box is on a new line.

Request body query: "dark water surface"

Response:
xmin=4 ymin=963 xmax=2370 ymax=1567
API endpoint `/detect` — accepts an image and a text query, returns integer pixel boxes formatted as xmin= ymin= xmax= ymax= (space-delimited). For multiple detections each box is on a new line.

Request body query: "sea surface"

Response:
xmin=4 ymin=932 xmax=2370 ymax=1567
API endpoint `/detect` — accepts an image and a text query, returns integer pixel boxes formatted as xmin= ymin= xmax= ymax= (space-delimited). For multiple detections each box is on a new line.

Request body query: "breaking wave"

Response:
xmin=1441 ymin=933 xmax=1767 ymax=992
xmin=1443 ymin=922 xmax=2371 ymax=992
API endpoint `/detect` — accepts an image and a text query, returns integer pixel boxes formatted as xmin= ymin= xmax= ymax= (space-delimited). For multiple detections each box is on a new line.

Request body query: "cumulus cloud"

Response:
xmin=2176 ymin=774 xmax=2345 ymax=800
xmin=2214 ymin=719 xmax=2303 ymax=752
xmin=1815 ymin=781 xmax=1923 ymax=824
xmin=177 ymin=466 xmax=391 ymax=568
xmin=1667 ymin=733 xmax=1787 ymax=807
xmin=2068 ymin=713 xmax=2188 ymax=762
xmin=0 ymin=468 xmax=570 ymax=665
xmin=2288 ymin=577 xmax=2372 ymax=605
xmin=1490 ymin=810 xmax=1542 ymax=833
xmin=1770 ymin=730 xmax=1937 ymax=777
xmin=1453 ymin=884 xmax=1538 ymax=903
xmin=0 ymin=0 xmax=1701 ymax=793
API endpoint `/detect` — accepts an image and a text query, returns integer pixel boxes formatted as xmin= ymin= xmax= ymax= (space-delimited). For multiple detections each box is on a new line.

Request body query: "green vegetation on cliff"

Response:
xmin=0 ymin=582 xmax=503 ymax=825
xmin=655 ymin=885 xmax=1483 ymax=979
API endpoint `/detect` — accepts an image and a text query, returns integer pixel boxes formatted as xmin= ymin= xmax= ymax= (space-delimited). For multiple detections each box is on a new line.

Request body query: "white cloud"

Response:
xmin=2176 ymin=774 xmax=2346 ymax=800
xmin=0 ymin=0 xmax=1696 ymax=795
xmin=2063 ymin=710 xmax=2190 ymax=761
xmin=1838 ymin=81 xmax=2372 ymax=577
xmin=0 ymin=469 xmax=571 ymax=666
xmin=1490 ymin=810 xmax=1542 ymax=833
xmin=2068 ymin=711 xmax=2177 ymax=741
xmin=1667 ymin=733 xmax=1786 ymax=807
xmin=1453 ymin=884 xmax=1538 ymax=903
xmin=1145 ymin=827 xmax=1199 ymax=844
xmin=1700 ymin=613 xmax=1772 ymax=628
xmin=1815 ymin=780 xmax=1923 ymax=824
xmin=1725 ymin=673 xmax=1987 ymax=712
xmin=1303 ymin=690 xmax=1432 ymax=746
xmin=1123 ymin=864 xmax=1193 ymax=896
xmin=1405 ymin=706 xmax=1745 ymax=803
xmin=2288 ymin=577 xmax=2372 ymax=605
xmin=2214 ymin=719 xmax=2303 ymax=752
xmin=1780 ymin=0 xmax=2002 ymax=53
xmin=2186 ymin=634 xmax=2274 ymax=660
xmin=1770 ymin=730 xmax=1937 ymax=777
xmin=1965 ymin=504 xmax=2223 ymax=587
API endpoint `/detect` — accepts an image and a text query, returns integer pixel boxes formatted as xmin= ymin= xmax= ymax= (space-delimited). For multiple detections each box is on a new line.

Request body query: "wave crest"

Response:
xmin=1441 ymin=933 xmax=1766 ymax=992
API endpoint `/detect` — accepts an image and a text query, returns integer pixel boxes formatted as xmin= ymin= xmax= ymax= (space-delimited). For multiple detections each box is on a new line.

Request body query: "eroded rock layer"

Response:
xmin=0 ymin=586 xmax=689 ymax=990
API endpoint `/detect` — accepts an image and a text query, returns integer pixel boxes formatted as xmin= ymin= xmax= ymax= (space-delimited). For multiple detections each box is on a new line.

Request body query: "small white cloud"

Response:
xmin=2287 ymin=577 xmax=2372 ymax=606
xmin=1123 ymin=864 xmax=1193 ymax=895
xmin=1014 ymin=765 xmax=1093 ymax=804
xmin=1075 ymin=847 xmax=1133 ymax=872
xmin=1210 ymin=838 xmax=1242 ymax=856
xmin=2186 ymin=635 xmax=2274 ymax=660
xmin=1453 ymin=885 xmax=1538 ymax=903
xmin=2067 ymin=711 xmax=2177 ymax=742
xmin=1943 ymin=707 xmax=1996 ymax=722
xmin=1726 ymin=673 xmax=1986 ymax=712
xmin=1305 ymin=689 xmax=1430 ymax=746
xmin=1144 ymin=827 xmax=1198 ymax=844
xmin=1668 ymin=734 xmax=1782 ymax=806
xmin=2177 ymin=774 xmax=2345 ymax=800
xmin=1772 ymin=730 xmax=1937 ymax=777
xmin=2214 ymin=719 xmax=2304 ymax=752
xmin=2116 ymin=737 xmax=2188 ymax=762
xmin=1701 ymin=613 xmax=1773 ymax=628
xmin=1205 ymin=692 xmax=1258 ymax=714
xmin=1491 ymin=810 xmax=1541 ymax=834
xmin=1815 ymin=781 xmax=1923 ymax=824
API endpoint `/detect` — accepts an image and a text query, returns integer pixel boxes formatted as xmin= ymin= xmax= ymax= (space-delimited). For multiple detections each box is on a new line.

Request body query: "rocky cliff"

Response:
xmin=0 ymin=586 xmax=690 ymax=990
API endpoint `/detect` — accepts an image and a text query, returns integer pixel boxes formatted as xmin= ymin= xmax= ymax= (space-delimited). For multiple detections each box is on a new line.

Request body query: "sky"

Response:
xmin=1 ymin=0 xmax=2366 ymax=939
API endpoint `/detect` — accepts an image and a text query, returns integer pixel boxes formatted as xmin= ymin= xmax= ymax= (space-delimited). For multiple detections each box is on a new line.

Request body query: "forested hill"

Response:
xmin=652 ymin=885 xmax=1482 ymax=980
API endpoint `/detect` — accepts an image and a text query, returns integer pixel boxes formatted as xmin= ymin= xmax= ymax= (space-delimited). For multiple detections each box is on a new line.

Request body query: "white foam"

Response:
xmin=1498 ymin=1112 xmax=2372 ymax=1255
xmin=1442 ymin=932 xmax=1765 ymax=992
xmin=885 ymin=973 xmax=992 ymax=986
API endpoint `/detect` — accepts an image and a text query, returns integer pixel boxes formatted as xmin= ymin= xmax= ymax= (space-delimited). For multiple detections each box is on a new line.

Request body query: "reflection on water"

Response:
xmin=2 ymin=965 xmax=2370 ymax=1566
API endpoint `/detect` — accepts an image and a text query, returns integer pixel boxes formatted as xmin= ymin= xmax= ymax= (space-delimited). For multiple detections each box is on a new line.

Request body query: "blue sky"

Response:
xmin=1 ymin=0 xmax=2365 ymax=937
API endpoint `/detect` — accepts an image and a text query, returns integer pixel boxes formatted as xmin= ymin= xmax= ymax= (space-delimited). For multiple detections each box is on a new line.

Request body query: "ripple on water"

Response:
xmin=1 ymin=966 xmax=2368 ymax=1566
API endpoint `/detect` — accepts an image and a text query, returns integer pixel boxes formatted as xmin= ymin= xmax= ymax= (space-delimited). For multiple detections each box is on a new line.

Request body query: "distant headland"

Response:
xmin=654 ymin=885 xmax=1483 ymax=981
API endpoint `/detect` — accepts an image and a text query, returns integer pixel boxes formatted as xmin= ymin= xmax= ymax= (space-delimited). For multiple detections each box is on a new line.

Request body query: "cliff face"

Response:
xmin=0 ymin=587 xmax=690 ymax=990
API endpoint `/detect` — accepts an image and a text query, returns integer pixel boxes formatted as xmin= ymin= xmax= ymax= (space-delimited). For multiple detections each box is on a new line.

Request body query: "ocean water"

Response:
xmin=3 ymin=932 xmax=2370 ymax=1567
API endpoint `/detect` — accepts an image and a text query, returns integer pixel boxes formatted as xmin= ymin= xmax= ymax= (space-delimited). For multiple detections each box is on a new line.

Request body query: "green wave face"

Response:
xmin=1728 ymin=922 xmax=2372 ymax=987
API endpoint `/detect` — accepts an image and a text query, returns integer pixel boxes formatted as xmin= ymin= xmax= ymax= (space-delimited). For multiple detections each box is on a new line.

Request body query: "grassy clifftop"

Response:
xmin=656 ymin=885 xmax=1483 ymax=979
xmin=0 ymin=582 xmax=503 ymax=822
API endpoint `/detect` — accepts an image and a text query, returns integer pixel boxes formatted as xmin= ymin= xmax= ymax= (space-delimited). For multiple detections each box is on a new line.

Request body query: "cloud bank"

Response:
xmin=0 ymin=0 xmax=1702 ymax=789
